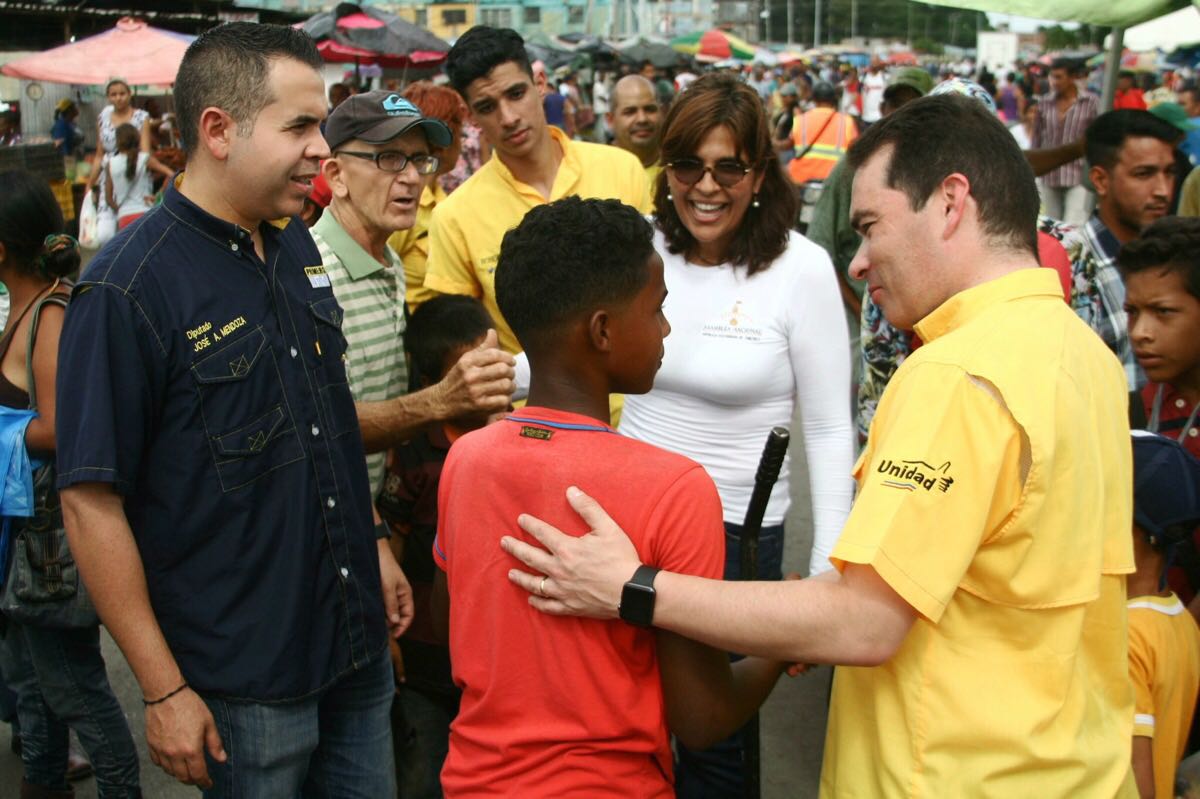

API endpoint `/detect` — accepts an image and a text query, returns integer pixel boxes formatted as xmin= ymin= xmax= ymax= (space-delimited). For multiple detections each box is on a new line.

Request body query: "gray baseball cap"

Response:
xmin=324 ymin=90 xmax=452 ymax=151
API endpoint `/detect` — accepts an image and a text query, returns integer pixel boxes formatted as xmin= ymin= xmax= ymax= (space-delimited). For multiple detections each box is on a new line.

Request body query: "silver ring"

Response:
xmin=538 ymin=576 xmax=548 ymax=597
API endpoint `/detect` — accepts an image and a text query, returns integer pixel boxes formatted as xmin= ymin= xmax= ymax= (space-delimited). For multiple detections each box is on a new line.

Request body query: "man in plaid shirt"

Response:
xmin=1075 ymin=109 xmax=1182 ymax=390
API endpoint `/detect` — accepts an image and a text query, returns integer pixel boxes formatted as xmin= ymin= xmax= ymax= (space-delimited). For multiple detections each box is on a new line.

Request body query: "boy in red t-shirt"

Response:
xmin=431 ymin=197 xmax=784 ymax=798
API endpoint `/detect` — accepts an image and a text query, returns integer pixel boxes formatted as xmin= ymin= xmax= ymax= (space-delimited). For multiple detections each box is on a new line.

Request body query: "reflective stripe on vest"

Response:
xmin=795 ymin=110 xmax=848 ymax=160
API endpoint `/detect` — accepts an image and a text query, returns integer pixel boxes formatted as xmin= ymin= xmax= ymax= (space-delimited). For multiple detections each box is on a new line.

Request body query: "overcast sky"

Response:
xmin=988 ymin=13 xmax=1079 ymax=32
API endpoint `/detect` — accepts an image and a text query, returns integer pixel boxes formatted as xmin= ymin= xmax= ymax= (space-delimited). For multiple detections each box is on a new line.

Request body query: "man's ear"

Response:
xmin=323 ymin=157 xmax=349 ymax=200
xmin=937 ymin=172 xmax=971 ymax=241
xmin=588 ymin=309 xmax=614 ymax=354
xmin=1089 ymin=164 xmax=1110 ymax=199
xmin=197 ymin=107 xmax=236 ymax=162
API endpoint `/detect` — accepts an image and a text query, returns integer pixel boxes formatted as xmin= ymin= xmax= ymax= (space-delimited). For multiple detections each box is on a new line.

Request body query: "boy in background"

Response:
xmin=377 ymin=295 xmax=496 ymax=799
xmin=432 ymin=197 xmax=783 ymax=797
xmin=1127 ymin=431 xmax=1200 ymax=799
xmin=1121 ymin=216 xmax=1200 ymax=458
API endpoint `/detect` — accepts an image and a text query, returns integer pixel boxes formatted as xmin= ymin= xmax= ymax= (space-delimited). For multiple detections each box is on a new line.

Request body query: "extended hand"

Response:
xmin=500 ymin=486 xmax=641 ymax=620
xmin=379 ymin=540 xmax=415 ymax=638
xmin=145 ymin=687 xmax=226 ymax=788
xmin=434 ymin=329 xmax=515 ymax=419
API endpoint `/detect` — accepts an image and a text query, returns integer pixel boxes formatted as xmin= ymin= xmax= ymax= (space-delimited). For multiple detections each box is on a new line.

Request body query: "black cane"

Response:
xmin=739 ymin=426 xmax=790 ymax=799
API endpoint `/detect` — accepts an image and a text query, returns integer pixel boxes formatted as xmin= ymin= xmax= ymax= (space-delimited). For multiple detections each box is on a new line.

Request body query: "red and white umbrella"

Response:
xmin=1 ymin=17 xmax=193 ymax=86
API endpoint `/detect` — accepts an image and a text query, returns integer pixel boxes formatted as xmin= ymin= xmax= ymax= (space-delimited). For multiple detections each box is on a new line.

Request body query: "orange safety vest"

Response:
xmin=789 ymin=107 xmax=858 ymax=185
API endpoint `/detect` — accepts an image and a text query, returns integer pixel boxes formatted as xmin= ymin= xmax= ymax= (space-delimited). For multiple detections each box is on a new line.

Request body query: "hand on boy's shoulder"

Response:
xmin=434 ymin=329 xmax=516 ymax=420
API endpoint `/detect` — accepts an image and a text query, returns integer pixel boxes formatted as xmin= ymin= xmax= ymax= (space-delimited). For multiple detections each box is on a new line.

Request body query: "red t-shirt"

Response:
xmin=434 ymin=407 xmax=725 ymax=798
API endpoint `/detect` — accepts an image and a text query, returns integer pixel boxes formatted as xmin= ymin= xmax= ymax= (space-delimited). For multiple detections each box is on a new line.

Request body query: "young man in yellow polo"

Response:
xmin=422 ymin=26 xmax=651 ymax=355
xmin=499 ymin=95 xmax=1138 ymax=797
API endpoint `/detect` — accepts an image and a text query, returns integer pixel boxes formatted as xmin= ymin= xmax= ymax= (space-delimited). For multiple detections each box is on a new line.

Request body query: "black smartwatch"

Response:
xmin=619 ymin=565 xmax=661 ymax=627
xmin=374 ymin=521 xmax=392 ymax=540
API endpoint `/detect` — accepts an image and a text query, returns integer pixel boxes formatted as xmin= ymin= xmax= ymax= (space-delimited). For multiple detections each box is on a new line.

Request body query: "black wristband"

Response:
xmin=143 ymin=681 xmax=188 ymax=706
xmin=375 ymin=520 xmax=392 ymax=540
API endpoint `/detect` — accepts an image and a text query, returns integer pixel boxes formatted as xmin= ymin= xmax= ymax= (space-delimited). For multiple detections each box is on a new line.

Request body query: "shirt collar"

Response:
xmin=914 ymin=268 xmax=1062 ymax=344
xmin=312 ymin=208 xmax=392 ymax=280
xmin=1086 ymin=212 xmax=1122 ymax=264
xmin=420 ymin=181 xmax=446 ymax=210
xmin=488 ymin=125 xmax=578 ymax=200
xmin=163 ymin=173 xmax=291 ymax=250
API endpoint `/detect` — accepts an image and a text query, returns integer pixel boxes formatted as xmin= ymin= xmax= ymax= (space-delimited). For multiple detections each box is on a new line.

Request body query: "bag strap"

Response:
xmin=794 ymin=110 xmax=838 ymax=163
xmin=24 ymin=287 xmax=70 ymax=413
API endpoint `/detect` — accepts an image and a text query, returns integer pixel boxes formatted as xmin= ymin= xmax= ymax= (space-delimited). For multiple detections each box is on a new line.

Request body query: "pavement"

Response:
xmin=0 ymin=420 xmax=831 ymax=798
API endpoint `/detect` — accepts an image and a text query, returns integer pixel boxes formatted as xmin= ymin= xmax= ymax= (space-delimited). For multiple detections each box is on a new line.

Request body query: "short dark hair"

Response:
xmin=0 ymin=171 xmax=79 ymax=280
xmin=406 ymin=295 xmax=493 ymax=385
xmin=495 ymin=197 xmax=654 ymax=351
xmin=1049 ymin=57 xmax=1075 ymax=74
xmin=1086 ymin=110 xmax=1180 ymax=171
xmin=445 ymin=26 xmax=531 ymax=98
xmin=655 ymin=72 xmax=796 ymax=276
xmin=174 ymin=22 xmax=322 ymax=154
xmin=1118 ymin=216 xmax=1200 ymax=301
xmin=846 ymin=93 xmax=1038 ymax=257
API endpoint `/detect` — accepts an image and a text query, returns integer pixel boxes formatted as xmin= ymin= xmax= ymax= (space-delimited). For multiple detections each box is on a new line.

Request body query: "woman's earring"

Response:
xmin=752 ymin=193 xmax=761 ymax=208
xmin=667 ymin=193 xmax=673 ymax=201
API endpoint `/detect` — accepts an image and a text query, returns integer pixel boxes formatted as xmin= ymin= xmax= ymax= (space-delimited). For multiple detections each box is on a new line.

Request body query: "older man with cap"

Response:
xmin=313 ymin=90 xmax=516 ymax=505
xmin=606 ymin=74 xmax=663 ymax=184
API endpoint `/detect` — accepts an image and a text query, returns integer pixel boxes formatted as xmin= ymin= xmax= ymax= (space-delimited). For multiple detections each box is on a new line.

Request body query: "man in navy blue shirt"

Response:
xmin=56 ymin=23 xmax=407 ymax=796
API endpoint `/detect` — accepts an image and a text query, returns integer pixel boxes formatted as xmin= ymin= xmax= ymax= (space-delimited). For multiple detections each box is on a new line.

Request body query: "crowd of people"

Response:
xmin=0 ymin=18 xmax=1199 ymax=799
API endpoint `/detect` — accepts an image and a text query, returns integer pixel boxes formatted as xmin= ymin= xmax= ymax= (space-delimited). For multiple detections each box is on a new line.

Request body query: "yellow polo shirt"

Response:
xmin=645 ymin=162 xmax=662 ymax=189
xmin=423 ymin=125 xmax=651 ymax=354
xmin=1128 ymin=593 xmax=1200 ymax=799
xmin=824 ymin=268 xmax=1136 ymax=798
xmin=388 ymin=180 xmax=446 ymax=312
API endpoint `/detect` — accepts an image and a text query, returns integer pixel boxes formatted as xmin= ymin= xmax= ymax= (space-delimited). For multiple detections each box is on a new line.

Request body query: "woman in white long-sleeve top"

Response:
xmin=617 ymin=72 xmax=855 ymax=798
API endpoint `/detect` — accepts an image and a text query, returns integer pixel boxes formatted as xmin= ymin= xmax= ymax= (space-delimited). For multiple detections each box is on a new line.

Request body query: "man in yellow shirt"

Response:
xmin=607 ymin=74 xmax=663 ymax=187
xmin=500 ymin=95 xmax=1138 ymax=797
xmin=423 ymin=26 xmax=651 ymax=355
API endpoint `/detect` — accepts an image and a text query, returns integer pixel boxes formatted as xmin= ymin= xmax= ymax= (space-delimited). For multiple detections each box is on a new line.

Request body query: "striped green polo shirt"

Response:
xmin=309 ymin=210 xmax=407 ymax=498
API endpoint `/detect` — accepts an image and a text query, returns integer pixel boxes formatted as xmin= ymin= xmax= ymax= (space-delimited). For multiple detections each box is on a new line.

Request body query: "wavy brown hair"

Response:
xmin=654 ymin=72 xmax=796 ymax=275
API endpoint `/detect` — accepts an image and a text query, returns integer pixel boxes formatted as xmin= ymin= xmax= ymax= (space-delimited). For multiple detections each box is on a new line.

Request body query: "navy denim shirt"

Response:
xmin=56 ymin=180 xmax=386 ymax=701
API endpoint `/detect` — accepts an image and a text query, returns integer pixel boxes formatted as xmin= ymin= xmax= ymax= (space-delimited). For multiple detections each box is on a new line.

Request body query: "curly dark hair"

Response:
xmin=496 ymin=196 xmax=655 ymax=351
xmin=654 ymin=72 xmax=796 ymax=276
xmin=1117 ymin=216 xmax=1200 ymax=301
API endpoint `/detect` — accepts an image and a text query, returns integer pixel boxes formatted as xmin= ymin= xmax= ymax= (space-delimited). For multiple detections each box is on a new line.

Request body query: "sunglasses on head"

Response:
xmin=666 ymin=158 xmax=753 ymax=188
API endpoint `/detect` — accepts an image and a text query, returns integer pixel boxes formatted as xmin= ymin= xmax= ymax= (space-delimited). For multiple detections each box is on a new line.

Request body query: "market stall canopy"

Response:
xmin=613 ymin=36 xmax=683 ymax=69
xmin=0 ymin=17 xmax=193 ymax=85
xmin=1107 ymin=6 xmax=1200 ymax=50
xmin=299 ymin=2 xmax=448 ymax=69
xmin=671 ymin=29 xmax=757 ymax=63
xmin=919 ymin=0 xmax=1189 ymax=28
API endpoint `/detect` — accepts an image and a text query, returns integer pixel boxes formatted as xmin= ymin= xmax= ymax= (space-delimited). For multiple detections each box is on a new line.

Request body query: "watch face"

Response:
xmin=620 ymin=582 xmax=655 ymax=627
xmin=26 ymin=82 xmax=44 ymax=102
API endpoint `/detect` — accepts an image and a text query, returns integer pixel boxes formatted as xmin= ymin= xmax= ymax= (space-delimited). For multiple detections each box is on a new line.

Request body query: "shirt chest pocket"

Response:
xmin=190 ymin=327 xmax=305 ymax=493
xmin=309 ymin=297 xmax=359 ymax=439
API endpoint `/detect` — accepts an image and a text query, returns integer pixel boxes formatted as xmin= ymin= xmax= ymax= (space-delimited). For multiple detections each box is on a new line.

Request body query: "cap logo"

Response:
xmin=382 ymin=94 xmax=419 ymax=116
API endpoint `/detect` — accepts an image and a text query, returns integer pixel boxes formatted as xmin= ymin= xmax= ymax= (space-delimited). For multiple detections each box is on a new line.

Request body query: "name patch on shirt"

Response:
xmin=520 ymin=426 xmax=553 ymax=441
xmin=305 ymin=265 xmax=331 ymax=288
xmin=877 ymin=459 xmax=955 ymax=494
xmin=701 ymin=300 xmax=764 ymax=342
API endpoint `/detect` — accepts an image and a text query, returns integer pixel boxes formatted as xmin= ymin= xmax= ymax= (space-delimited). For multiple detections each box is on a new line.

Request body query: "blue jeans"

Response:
xmin=0 ymin=622 xmax=140 ymax=796
xmin=675 ymin=521 xmax=783 ymax=799
xmin=200 ymin=652 xmax=396 ymax=798
xmin=395 ymin=687 xmax=458 ymax=799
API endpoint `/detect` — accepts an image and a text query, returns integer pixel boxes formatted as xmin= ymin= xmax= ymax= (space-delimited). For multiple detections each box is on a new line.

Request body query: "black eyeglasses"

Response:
xmin=336 ymin=150 xmax=440 ymax=175
xmin=666 ymin=158 xmax=753 ymax=188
